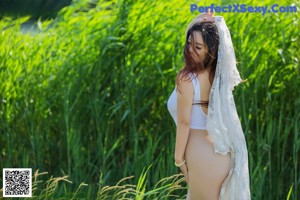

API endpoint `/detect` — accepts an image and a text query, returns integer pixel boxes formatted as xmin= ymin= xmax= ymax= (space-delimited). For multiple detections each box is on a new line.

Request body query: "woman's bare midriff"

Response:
xmin=189 ymin=128 xmax=213 ymax=144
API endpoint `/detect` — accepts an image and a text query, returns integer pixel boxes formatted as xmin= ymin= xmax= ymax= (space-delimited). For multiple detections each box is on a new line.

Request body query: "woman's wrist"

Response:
xmin=175 ymin=160 xmax=186 ymax=167
xmin=174 ymin=156 xmax=186 ymax=166
xmin=174 ymin=155 xmax=185 ymax=163
xmin=175 ymin=158 xmax=184 ymax=163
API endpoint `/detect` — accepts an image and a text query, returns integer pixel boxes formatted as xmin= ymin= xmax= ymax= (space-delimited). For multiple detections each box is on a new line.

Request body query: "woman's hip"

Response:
xmin=185 ymin=130 xmax=231 ymax=177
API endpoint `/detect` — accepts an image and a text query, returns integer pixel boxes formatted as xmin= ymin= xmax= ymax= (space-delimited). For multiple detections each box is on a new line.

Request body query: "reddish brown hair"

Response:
xmin=176 ymin=22 xmax=219 ymax=107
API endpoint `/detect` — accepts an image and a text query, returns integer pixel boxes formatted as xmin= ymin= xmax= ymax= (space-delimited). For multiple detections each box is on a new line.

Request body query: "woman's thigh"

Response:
xmin=185 ymin=130 xmax=231 ymax=200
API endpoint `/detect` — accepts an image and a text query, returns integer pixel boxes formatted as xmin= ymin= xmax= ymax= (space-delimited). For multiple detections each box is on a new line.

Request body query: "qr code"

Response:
xmin=3 ymin=168 xmax=32 ymax=197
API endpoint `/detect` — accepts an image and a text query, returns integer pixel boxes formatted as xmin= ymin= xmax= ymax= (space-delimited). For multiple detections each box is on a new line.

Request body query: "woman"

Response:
xmin=167 ymin=12 xmax=251 ymax=200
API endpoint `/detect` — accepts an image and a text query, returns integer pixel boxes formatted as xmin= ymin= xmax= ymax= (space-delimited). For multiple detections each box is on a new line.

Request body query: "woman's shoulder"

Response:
xmin=175 ymin=71 xmax=195 ymax=93
xmin=176 ymin=71 xmax=194 ymax=82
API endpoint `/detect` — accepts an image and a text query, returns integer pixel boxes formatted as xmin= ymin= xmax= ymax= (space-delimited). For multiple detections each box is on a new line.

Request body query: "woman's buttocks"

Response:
xmin=185 ymin=128 xmax=231 ymax=185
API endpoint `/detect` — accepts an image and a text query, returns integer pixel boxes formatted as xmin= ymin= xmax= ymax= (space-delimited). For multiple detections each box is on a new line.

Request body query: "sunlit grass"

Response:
xmin=0 ymin=167 xmax=187 ymax=199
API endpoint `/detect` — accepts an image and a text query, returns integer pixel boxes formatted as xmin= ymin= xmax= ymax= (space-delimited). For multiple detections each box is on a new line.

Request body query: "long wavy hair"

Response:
xmin=176 ymin=22 xmax=219 ymax=108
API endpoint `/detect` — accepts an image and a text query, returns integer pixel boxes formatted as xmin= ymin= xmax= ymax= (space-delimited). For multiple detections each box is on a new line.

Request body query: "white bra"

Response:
xmin=167 ymin=72 xmax=207 ymax=130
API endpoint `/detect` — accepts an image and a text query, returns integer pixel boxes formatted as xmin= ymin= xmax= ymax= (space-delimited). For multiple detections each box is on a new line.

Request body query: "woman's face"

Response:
xmin=188 ymin=31 xmax=208 ymax=64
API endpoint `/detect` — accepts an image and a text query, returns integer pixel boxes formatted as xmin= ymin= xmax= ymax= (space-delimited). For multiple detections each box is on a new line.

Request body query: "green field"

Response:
xmin=0 ymin=0 xmax=299 ymax=199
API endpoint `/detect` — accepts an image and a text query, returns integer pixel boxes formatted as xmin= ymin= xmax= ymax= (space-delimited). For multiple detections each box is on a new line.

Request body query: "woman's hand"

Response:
xmin=179 ymin=163 xmax=189 ymax=184
xmin=195 ymin=9 xmax=215 ymax=23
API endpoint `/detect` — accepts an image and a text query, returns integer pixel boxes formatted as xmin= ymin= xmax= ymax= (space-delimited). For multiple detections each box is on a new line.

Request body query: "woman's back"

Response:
xmin=195 ymin=70 xmax=211 ymax=115
xmin=167 ymin=70 xmax=211 ymax=130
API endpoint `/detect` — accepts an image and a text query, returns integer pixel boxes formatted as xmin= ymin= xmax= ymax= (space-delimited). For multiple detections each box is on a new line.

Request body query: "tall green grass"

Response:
xmin=0 ymin=0 xmax=299 ymax=199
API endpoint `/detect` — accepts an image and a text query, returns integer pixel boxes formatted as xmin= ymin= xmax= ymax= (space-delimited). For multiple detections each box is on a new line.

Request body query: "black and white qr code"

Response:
xmin=3 ymin=168 xmax=32 ymax=197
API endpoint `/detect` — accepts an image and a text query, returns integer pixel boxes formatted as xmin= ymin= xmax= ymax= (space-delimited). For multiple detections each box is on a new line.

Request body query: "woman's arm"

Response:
xmin=174 ymin=76 xmax=193 ymax=163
